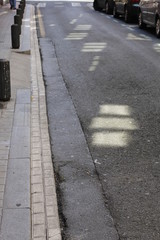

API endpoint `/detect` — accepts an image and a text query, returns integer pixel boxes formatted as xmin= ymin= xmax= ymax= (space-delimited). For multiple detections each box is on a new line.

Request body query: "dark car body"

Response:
xmin=93 ymin=0 xmax=114 ymax=14
xmin=139 ymin=0 xmax=160 ymax=37
xmin=113 ymin=0 xmax=140 ymax=22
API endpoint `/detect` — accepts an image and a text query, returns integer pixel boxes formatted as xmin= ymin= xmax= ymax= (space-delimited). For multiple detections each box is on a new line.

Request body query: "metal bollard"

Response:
xmin=14 ymin=15 xmax=21 ymax=35
xmin=20 ymin=0 xmax=25 ymax=9
xmin=17 ymin=8 xmax=23 ymax=19
xmin=11 ymin=24 xmax=20 ymax=49
xmin=19 ymin=3 xmax=24 ymax=13
xmin=0 ymin=60 xmax=11 ymax=101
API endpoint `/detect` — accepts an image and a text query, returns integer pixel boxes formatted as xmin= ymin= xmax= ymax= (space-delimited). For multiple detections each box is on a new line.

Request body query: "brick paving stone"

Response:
xmin=0 ymin=200 xmax=3 ymax=208
xmin=30 ymin=7 xmax=61 ymax=239
xmin=0 ymin=192 xmax=4 ymax=200
xmin=33 ymin=193 xmax=44 ymax=203
xmin=0 ymin=172 xmax=6 ymax=178
xmin=32 ymin=154 xmax=41 ymax=161
xmin=33 ymin=224 xmax=46 ymax=238
xmin=32 ymin=168 xmax=42 ymax=176
xmin=44 ymin=178 xmax=54 ymax=186
xmin=48 ymin=229 xmax=61 ymax=238
xmin=43 ymin=163 xmax=53 ymax=170
xmin=32 ymin=184 xmax=44 ymax=194
xmin=45 ymin=186 xmax=56 ymax=196
xmin=49 ymin=236 xmax=62 ymax=240
xmin=32 ymin=142 xmax=41 ymax=148
xmin=32 ymin=175 xmax=43 ymax=184
xmin=0 ymin=178 xmax=5 ymax=185
xmin=0 ymin=185 xmax=5 ymax=192
xmin=32 ymin=148 xmax=42 ymax=155
xmin=0 ymin=166 xmax=7 ymax=172
xmin=46 ymin=206 xmax=56 ymax=217
xmin=32 ymin=137 xmax=41 ymax=143
xmin=33 ymin=203 xmax=45 ymax=214
xmin=32 ymin=161 xmax=42 ymax=168
xmin=43 ymin=155 xmax=52 ymax=162
xmin=44 ymin=169 xmax=54 ymax=176
xmin=33 ymin=213 xmax=45 ymax=225
xmin=34 ymin=237 xmax=46 ymax=240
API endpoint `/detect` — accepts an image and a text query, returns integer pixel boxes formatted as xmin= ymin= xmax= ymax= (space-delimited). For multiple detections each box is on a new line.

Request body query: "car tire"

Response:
xmin=93 ymin=0 xmax=101 ymax=11
xmin=138 ymin=12 xmax=146 ymax=29
xmin=156 ymin=17 xmax=160 ymax=38
xmin=113 ymin=5 xmax=119 ymax=18
xmin=105 ymin=1 xmax=112 ymax=14
xmin=124 ymin=7 xmax=131 ymax=23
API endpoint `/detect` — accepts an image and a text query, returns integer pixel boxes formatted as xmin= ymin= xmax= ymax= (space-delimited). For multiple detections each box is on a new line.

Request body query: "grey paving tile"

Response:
xmin=16 ymin=89 xmax=31 ymax=104
xmin=1 ymin=208 xmax=30 ymax=240
xmin=4 ymin=158 xmax=30 ymax=209
xmin=10 ymin=126 xmax=30 ymax=158
xmin=13 ymin=104 xmax=30 ymax=127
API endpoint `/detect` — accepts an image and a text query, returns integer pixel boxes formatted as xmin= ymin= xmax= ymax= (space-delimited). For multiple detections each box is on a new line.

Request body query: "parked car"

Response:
xmin=113 ymin=0 xmax=140 ymax=22
xmin=93 ymin=0 xmax=114 ymax=14
xmin=139 ymin=0 xmax=160 ymax=38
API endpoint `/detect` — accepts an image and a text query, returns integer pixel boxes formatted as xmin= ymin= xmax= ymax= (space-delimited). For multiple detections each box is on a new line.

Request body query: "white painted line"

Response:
xmin=72 ymin=2 xmax=81 ymax=6
xmin=139 ymin=34 xmax=151 ymax=40
xmin=126 ymin=27 xmax=135 ymax=31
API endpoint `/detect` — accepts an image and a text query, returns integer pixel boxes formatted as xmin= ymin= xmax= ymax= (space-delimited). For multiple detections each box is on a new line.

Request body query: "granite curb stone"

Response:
xmin=0 ymin=3 xmax=62 ymax=240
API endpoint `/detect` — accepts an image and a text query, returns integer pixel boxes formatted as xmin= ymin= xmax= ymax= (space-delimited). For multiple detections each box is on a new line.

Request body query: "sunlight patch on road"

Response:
xmin=90 ymin=117 xmax=138 ymax=130
xmin=127 ymin=33 xmax=151 ymax=41
xmin=99 ymin=104 xmax=131 ymax=116
xmin=81 ymin=43 xmax=107 ymax=52
xmin=37 ymin=7 xmax=45 ymax=37
xmin=74 ymin=25 xmax=92 ymax=31
xmin=70 ymin=19 xmax=78 ymax=24
xmin=64 ymin=32 xmax=88 ymax=40
xmin=72 ymin=2 xmax=81 ymax=6
xmin=92 ymin=132 xmax=130 ymax=147
xmin=90 ymin=104 xmax=139 ymax=148
xmin=0 ymin=11 xmax=7 ymax=16
xmin=49 ymin=23 xmax=56 ymax=27
xmin=89 ymin=56 xmax=100 ymax=72
xmin=153 ymin=43 xmax=160 ymax=53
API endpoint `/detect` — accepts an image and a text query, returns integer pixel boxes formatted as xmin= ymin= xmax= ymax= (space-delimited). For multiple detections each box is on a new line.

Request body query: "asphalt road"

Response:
xmin=34 ymin=1 xmax=160 ymax=239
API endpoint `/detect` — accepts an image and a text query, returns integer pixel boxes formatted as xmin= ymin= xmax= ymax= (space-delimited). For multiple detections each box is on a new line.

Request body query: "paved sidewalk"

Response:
xmin=0 ymin=3 xmax=61 ymax=240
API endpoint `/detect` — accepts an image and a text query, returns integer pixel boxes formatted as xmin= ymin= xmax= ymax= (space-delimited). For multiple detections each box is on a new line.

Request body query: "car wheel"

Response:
xmin=93 ymin=0 xmax=101 ymax=11
xmin=124 ymin=8 xmax=131 ymax=23
xmin=113 ymin=5 xmax=118 ymax=18
xmin=138 ymin=11 xmax=146 ymax=29
xmin=105 ymin=1 xmax=112 ymax=14
xmin=156 ymin=18 xmax=160 ymax=38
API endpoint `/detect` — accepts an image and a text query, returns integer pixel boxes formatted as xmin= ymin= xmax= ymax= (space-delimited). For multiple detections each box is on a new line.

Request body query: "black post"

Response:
xmin=11 ymin=24 xmax=20 ymax=49
xmin=0 ymin=60 xmax=11 ymax=101
xmin=20 ymin=0 xmax=25 ymax=9
xmin=19 ymin=3 xmax=24 ymax=13
xmin=14 ymin=15 xmax=21 ymax=34
xmin=17 ymin=8 xmax=23 ymax=19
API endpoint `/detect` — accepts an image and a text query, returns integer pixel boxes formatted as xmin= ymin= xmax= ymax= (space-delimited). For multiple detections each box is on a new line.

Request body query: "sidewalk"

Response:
xmin=0 ymin=3 xmax=62 ymax=240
